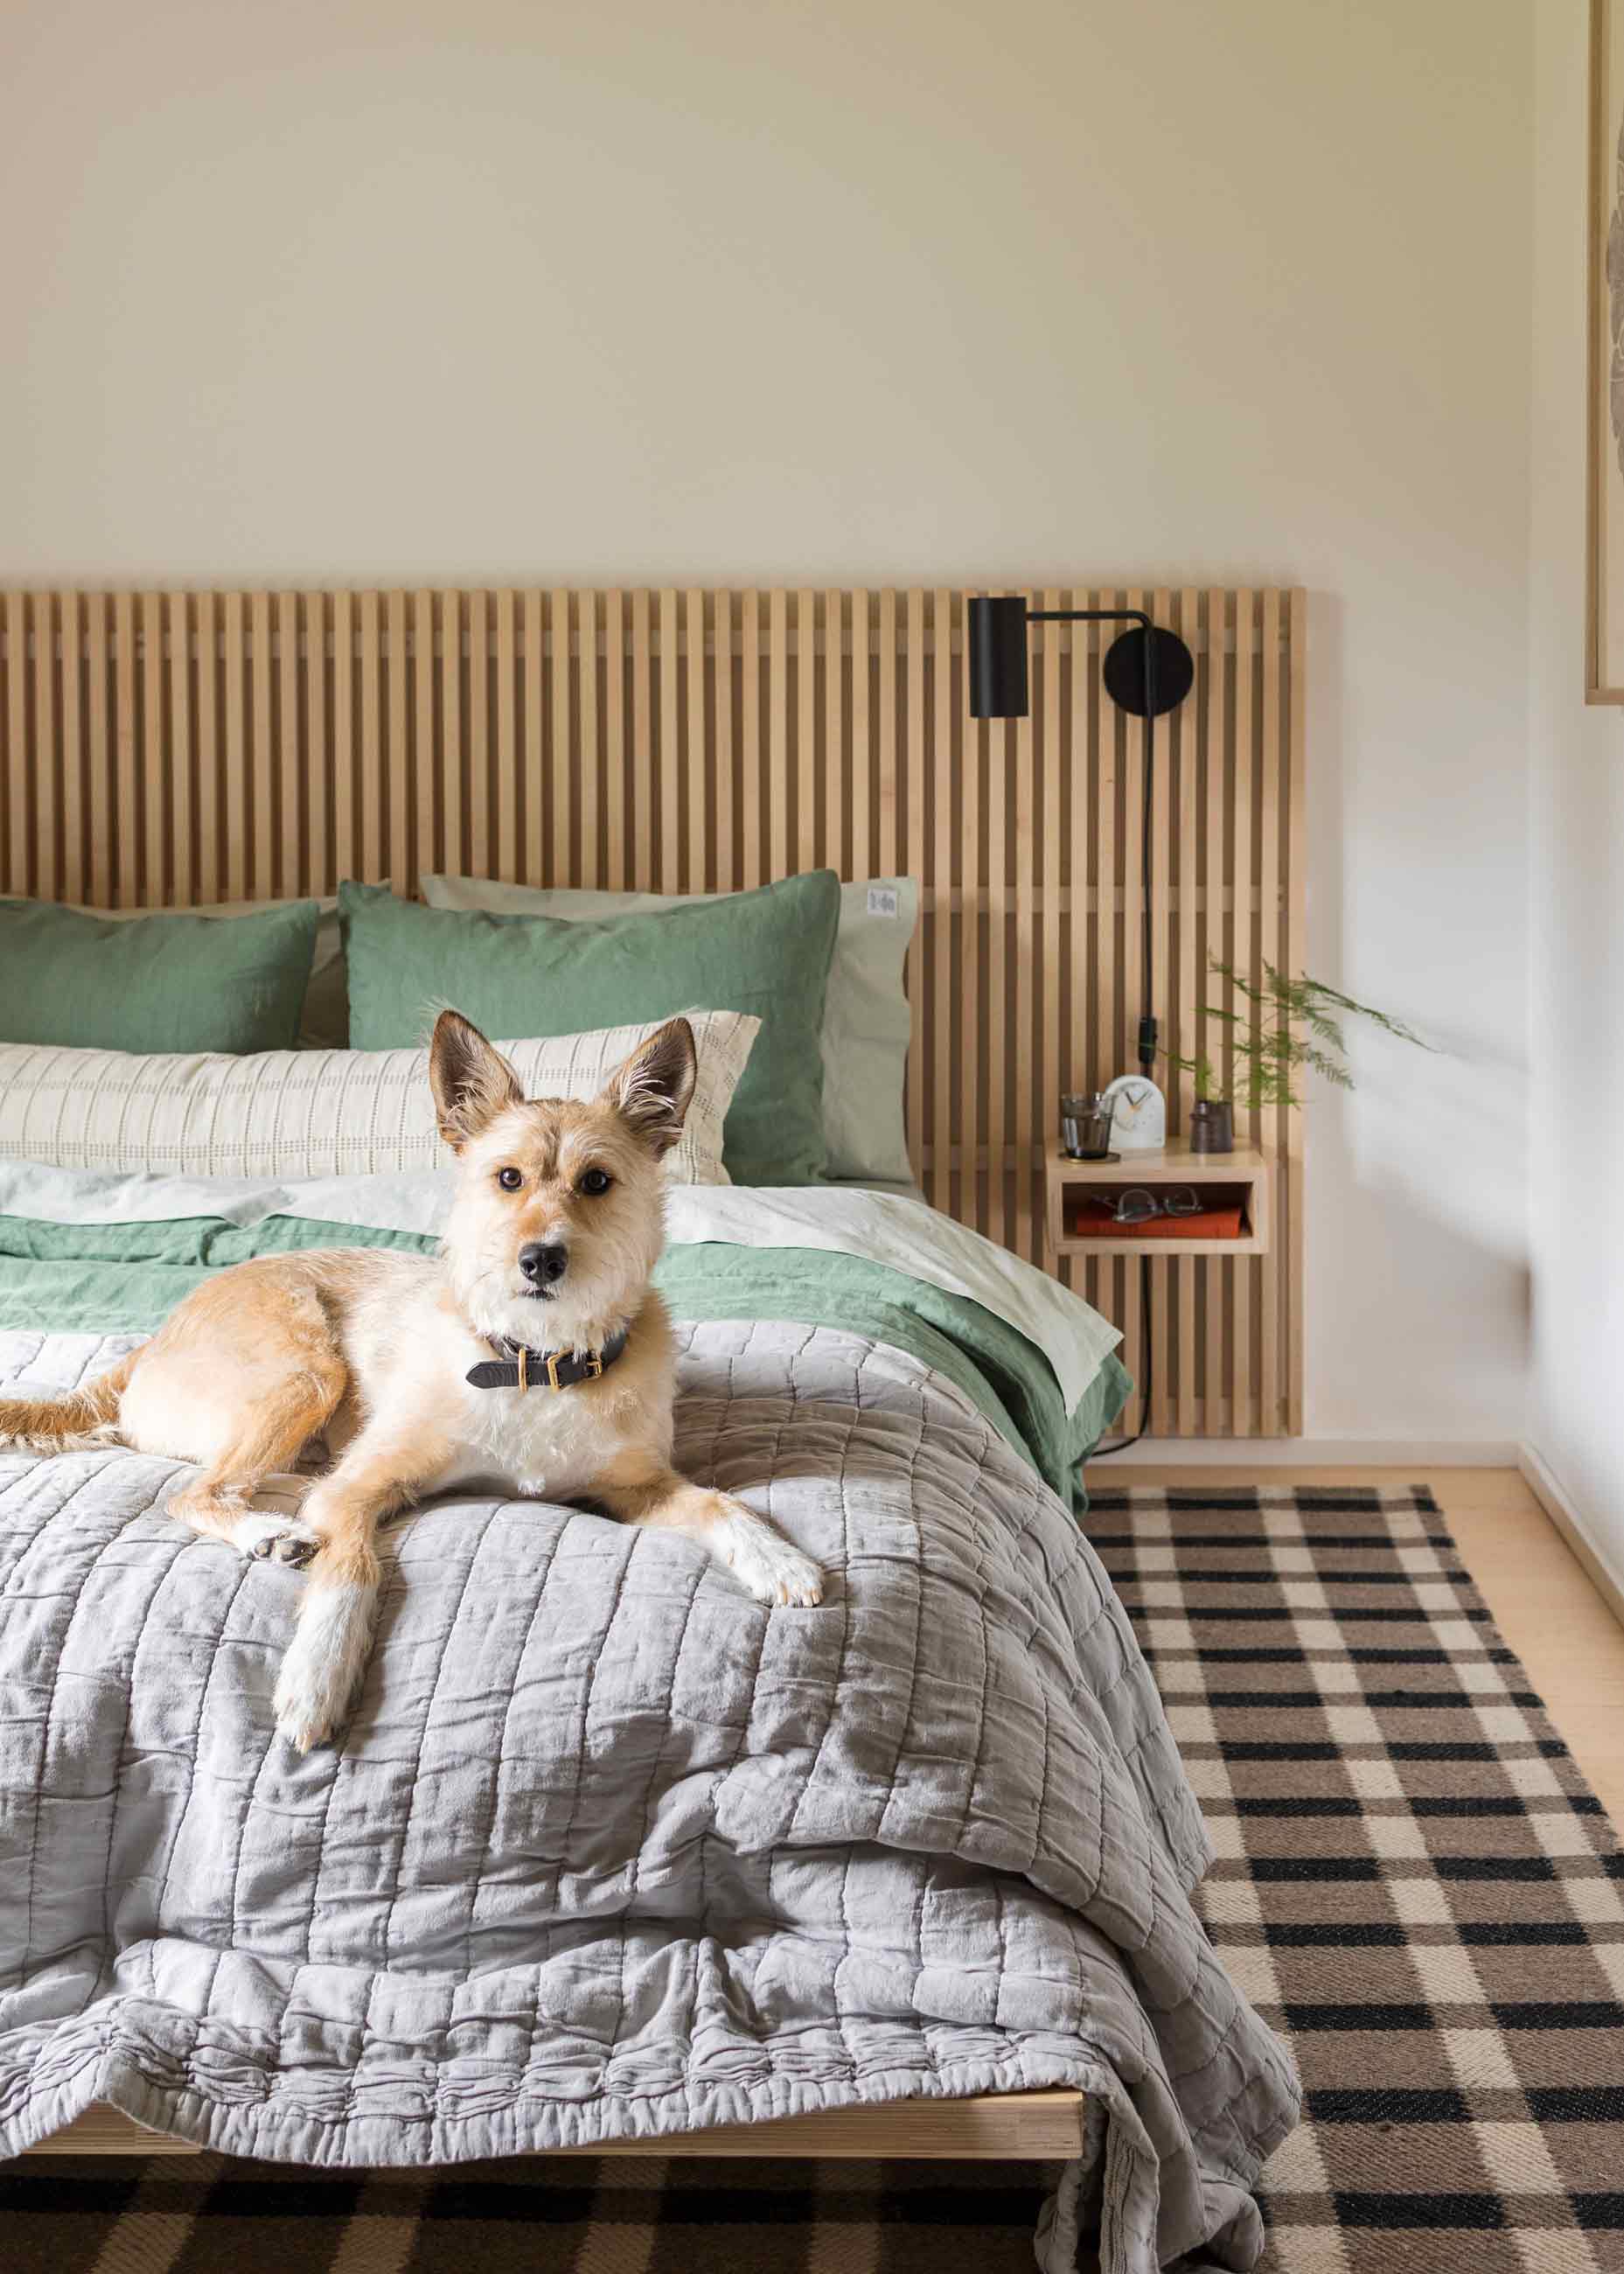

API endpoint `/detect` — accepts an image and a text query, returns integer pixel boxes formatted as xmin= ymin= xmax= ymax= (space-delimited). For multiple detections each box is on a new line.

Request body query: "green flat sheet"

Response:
xmin=0 ymin=1210 xmax=1130 ymax=1508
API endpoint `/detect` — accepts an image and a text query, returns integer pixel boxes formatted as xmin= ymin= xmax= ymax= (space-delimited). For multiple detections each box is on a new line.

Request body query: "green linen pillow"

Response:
xmin=341 ymin=871 xmax=842 ymax=1183
xmin=420 ymin=873 xmax=918 ymax=1184
xmin=0 ymin=897 xmax=320 ymax=1054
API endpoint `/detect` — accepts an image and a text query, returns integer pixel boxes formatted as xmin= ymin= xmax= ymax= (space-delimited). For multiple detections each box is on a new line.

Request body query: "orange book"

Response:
xmin=1067 ymin=1203 xmax=1244 ymax=1241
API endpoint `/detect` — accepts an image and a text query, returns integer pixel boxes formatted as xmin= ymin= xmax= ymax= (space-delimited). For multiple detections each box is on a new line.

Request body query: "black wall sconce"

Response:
xmin=966 ymin=594 xmax=1195 ymax=1077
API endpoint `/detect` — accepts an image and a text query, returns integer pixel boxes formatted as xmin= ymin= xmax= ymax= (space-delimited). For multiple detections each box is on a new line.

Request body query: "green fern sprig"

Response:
xmin=1161 ymin=959 xmax=1433 ymax=1113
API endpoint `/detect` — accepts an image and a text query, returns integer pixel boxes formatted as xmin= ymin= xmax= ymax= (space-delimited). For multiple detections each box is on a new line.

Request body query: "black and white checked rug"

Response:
xmin=3 ymin=1484 xmax=1620 ymax=2272
xmin=1091 ymin=1480 xmax=1624 ymax=2273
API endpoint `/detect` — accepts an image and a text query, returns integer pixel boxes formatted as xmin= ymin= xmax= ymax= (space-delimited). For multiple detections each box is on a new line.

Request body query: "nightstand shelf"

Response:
xmin=1045 ymin=1140 xmax=1272 ymax=1258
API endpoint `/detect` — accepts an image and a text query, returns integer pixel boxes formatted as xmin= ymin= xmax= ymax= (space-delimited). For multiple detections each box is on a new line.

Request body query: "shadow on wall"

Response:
xmin=1301 ymin=588 xmax=1530 ymax=1432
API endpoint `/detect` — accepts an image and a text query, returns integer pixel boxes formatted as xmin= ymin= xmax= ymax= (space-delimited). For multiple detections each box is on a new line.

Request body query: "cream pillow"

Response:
xmin=0 ymin=1010 xmax=756 ymax=1183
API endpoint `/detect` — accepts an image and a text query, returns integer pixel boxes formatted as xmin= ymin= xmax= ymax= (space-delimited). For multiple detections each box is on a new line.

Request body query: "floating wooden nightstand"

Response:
xmin=1045 ymin=1140 xmax=1272 ymax=1259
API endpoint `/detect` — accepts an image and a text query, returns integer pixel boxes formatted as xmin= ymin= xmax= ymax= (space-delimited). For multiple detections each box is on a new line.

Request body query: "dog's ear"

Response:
xmin=429 ymin=1010 xmax=525 ymax=1151
xmin=600 ymin=1017 xmax=698 ymax=1154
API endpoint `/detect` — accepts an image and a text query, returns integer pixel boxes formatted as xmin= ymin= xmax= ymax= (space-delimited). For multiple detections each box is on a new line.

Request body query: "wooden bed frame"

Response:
xmin=24 ymin=2091 xmax=1089 ymax=2163
xmin=0 ymin=578 xmax=1303 ymax=2166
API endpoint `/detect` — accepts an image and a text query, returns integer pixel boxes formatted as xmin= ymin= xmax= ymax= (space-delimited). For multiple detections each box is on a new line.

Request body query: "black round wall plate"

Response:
xmin=1102 ymin=625 xmax=1195 ymax=718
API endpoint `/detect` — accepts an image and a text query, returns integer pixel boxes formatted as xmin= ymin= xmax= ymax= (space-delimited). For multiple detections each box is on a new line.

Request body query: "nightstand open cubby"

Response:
xmin=1045 ymin=1140 xmax=1272 ymax=1259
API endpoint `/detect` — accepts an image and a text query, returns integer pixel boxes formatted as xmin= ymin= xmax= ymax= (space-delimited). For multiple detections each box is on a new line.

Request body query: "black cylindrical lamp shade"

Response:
xmin=967 ymin=595 xmax=1030 ymax=720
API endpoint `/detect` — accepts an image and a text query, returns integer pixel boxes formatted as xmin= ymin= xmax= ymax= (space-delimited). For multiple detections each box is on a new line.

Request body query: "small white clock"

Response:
xmin=1100 ymin=1074 xmax=1167 ymax=1153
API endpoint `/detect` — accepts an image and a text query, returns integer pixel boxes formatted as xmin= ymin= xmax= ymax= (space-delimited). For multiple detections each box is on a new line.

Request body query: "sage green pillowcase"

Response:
xmin=421 ymin=873 xmax=918 ymax=1183
xmin=0 ymin=897 xmax=320 ymax=1054
xmin=341 ymin=872 xmax=842 ymax=1183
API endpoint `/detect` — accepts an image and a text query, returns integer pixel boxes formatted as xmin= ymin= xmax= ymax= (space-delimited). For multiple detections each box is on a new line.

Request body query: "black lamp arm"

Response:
xmin=1023 ymin=607 xmax=1151 ymax=627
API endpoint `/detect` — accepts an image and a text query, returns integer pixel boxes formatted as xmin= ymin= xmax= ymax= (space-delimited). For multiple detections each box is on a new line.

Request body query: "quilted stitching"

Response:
xmin=0 ymin=1321 xmax=1297 ymax=2271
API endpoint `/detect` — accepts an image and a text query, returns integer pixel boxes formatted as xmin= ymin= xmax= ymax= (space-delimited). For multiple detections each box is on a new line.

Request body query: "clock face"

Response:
xmin=1101 ymin=1075 xmax=1167 ymax=1151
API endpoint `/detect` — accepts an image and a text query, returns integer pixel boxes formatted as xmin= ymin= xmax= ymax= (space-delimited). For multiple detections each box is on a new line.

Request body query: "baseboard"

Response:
xmin=1518 ymin=1443 xmax=1624 ymax=1630
xmin=1093 ymin=1438 xmax=1521 ymax=1468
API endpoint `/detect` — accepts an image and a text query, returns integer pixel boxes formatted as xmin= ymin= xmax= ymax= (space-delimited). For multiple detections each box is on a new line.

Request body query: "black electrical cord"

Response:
xmin=1087 ymin=1253 xmax=1154 ymax=1456
xmin=1088 ymin=624 xmax=1160 ymax=1459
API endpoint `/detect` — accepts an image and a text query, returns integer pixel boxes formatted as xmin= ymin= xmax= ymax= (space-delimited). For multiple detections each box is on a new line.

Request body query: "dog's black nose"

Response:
xmin=518 ymin=1240 xmax=568 ymax=1287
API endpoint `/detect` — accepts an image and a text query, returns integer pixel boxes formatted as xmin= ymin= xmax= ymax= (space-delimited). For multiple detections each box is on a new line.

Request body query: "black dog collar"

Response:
xmin=466 ymin=1324 xmax=631 ymax=1393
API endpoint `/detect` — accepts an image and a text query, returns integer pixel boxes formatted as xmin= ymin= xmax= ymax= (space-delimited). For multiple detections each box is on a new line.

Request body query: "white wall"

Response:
xmin=0 ymin=0 xmax=1536 ymax=1441
xmin=1528 ymin=5 xmax=1624 ymax=1555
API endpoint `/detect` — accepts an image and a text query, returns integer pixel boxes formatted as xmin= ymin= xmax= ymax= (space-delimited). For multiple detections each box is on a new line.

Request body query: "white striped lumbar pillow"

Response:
xmin=0 ymin=1009 xmax=757 ymax=1184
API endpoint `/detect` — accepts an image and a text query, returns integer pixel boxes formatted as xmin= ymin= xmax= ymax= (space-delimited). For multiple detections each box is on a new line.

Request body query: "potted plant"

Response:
xmin=1165 ymin=959 xmax=1432 ymax=1154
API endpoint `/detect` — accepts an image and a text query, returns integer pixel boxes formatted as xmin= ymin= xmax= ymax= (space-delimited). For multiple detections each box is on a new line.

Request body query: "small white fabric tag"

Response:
xmin=866 ymin=884 xmax=901 ymax=918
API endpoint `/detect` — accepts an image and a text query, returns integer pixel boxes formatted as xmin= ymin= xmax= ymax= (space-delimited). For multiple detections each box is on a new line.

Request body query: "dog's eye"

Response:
xmin=496 ymin=1167 xmax=523 ymax=1192
xmin=578 ymin=1167 xmax=613 ymax=1197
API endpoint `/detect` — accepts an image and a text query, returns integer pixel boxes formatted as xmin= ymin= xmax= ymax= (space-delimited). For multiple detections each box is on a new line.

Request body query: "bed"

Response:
xmin=0 ymin=1159 xmax=1299 ymax=2266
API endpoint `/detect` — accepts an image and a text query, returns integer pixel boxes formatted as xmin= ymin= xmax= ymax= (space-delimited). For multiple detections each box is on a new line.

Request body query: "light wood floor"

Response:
xmin=1119 ymin=1467 xmax=1624 ymax=1829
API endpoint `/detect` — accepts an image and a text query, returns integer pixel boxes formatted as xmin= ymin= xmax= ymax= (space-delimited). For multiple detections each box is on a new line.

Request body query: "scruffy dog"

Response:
xmin=0 ymin=1012 xmax=824 ymax=1752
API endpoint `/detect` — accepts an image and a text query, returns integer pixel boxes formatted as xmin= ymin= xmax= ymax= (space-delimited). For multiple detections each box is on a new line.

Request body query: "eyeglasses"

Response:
xmin=1088 ymin=1186 xmax=1202 ymax=1225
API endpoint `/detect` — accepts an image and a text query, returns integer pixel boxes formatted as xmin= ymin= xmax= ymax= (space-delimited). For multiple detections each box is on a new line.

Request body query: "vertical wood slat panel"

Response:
xmin=32 ymin=593 xmax=58 ymax=903
xmin=631 ymin=591 xmax=652 ymax=889
xmin=658 ymin=588 xmax=680 ymax=894
xmin=1286 ymin=591 xmax=1307 ymax=1435
xmin=141 ymin=593 xmax=165 ymax=905
xmin=166 ymin=592 xmax=190 ymax=905
xmin=1258 ymin=588 xmax=1283 ymax=1435
xmin=713 ymin=593 xmax=734 ymax=894
xmin=1191 ymin=591 xmax=1219 ymax=1437
xmin=0 ymin=583 xmax=1300 ymax=1440
xmin=579 ymin=592 xmax=601 ymax=893
xmin=796 ymin=589 xmax=817 ymax=883
xmin=331 ymin=590 xmax=352 ymax=889
xmin=1175 ymin=587 xmax=1199 ymax=1438
xmin=930 ymin=589 xmax=953 ymax=1220
xmin=850 ymin=591 xmax=871 ymax=881
xmin=114 ymin=592 xmax=138 ymax=906
xmin=439 ymin=588 xmax=463 ymax=882
xmin=61 ymin=594 xmax=85 ymax=903
xmin=194 ymin=596 xmax=217 ymax=904
xmin=468 ymin=590 xmax=489 ymax=883
xmin=387 ymin=592 xmax=409 ymax=894
xmin=739 ymin=591 xmax=761 ymax=891
xmin=1230 ymin=589 xmax=1256 ymax=1438
xmin=555 ymin=588 xmax=577 ymax=891
xmin=905 ymin=591 xmax=927 ymax=1203
xmin=1039 ymin=591 xmax=1063 ymax=1288
xmin=823 ymin=589 xmax=844 ymax=878
xmin=249 ymin=592 xmax=273 ymax=903
xmin=222 ymin=594 xmax=246 ymax=902
xmin=769 ymin=590 xmax=790 ymax=887
xmin=686 ymin=590 xmax=707 ymax=893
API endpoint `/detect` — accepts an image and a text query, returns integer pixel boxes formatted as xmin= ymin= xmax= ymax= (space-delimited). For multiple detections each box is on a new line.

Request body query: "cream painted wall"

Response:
xmin=1528 ymin=5 xmax=1624 ymax=1557
xmin=0 ymin=0 xmax=1535 ymax=1441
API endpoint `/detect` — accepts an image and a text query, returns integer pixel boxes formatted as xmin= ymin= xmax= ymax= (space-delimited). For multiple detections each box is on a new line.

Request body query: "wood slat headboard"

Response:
xmin=0 ymin=585 xmax=1304 ymax=1439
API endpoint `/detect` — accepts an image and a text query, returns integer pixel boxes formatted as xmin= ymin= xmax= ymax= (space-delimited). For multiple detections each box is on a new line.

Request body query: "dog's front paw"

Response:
xmin=272 ymin=1577 xmax=375 ymax=1754
xmin=273 ymin=1649 xmax=339 ymax=1753
xmin=719 ymin=1514 xmax=824 ymax=1608
xmin=233 ymin=1510 xmax=320 ymax=1568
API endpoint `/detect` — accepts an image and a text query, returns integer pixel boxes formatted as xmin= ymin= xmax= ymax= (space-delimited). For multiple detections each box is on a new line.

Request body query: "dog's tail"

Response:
xmin=0 ymin=1353 xmax=136 ymax=1453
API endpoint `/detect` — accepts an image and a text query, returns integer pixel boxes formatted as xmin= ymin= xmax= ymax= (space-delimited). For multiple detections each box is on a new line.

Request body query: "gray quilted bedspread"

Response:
xmin=0 ymin=1320 xmax=1298 ymax=2270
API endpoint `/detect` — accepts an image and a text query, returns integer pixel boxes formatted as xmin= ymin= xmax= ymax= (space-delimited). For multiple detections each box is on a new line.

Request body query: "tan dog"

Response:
xmin=0 ymin=1012 xmax=824 ymax=1752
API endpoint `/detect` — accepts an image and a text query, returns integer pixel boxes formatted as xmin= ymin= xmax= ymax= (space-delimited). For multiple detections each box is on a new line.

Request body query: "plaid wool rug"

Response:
xmin=3 ymin=1482 xmax=1621 ymax=2272
xmin=1091 ymin=1479 xmax=1624 ymax=2273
